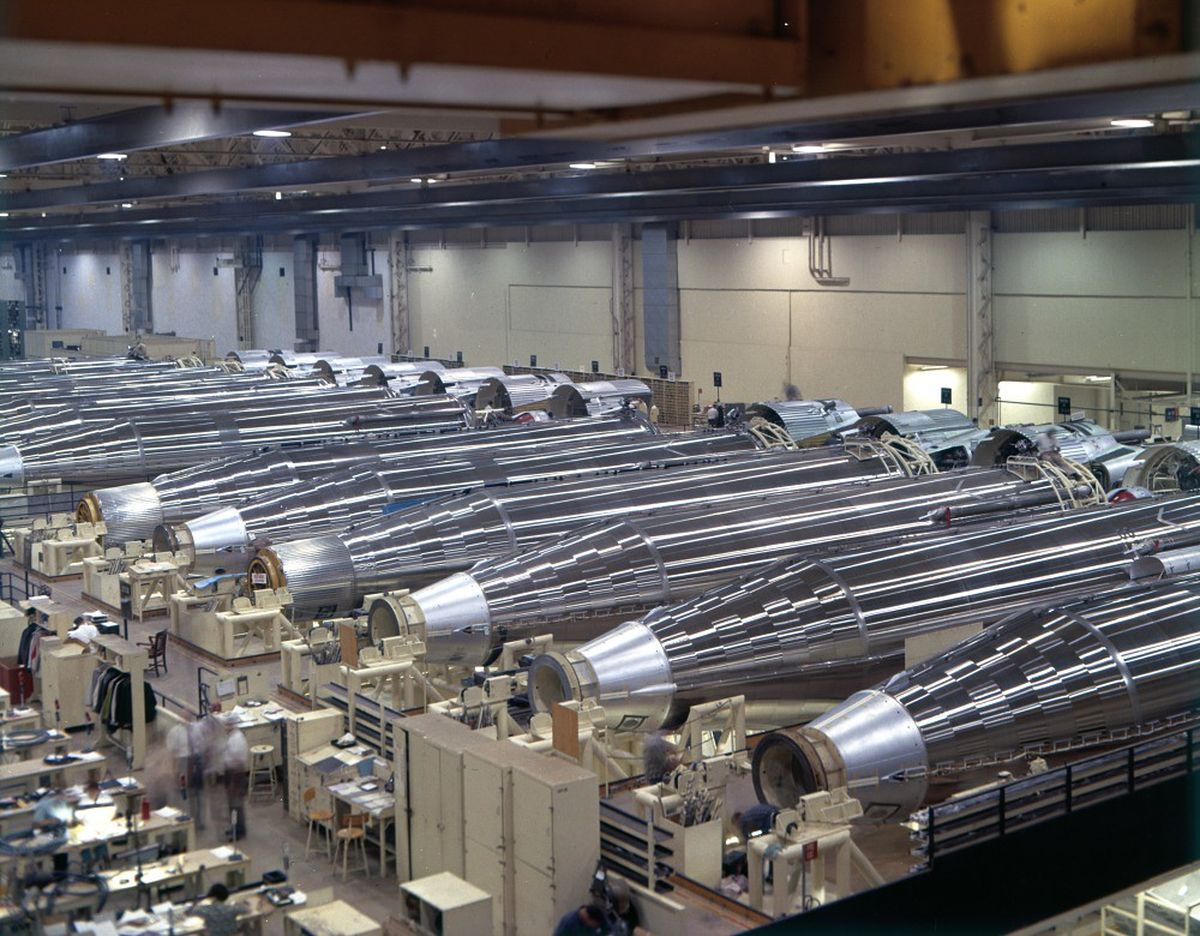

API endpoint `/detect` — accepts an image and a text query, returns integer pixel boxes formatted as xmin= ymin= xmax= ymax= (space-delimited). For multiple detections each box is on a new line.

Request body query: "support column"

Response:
xmin=234 ymin=235 xmax=263 ymax=350
xmin=389 ymin=230 xmax=411 ymax=356
xmin=611 ymin=223 xmax=635 ymax=374
xmin=641 ymin=222 xmax=681 ymax=376
xmin=965 ymin=211 xmax=996 ymax=425
xmin=15 ymin=243 xmax=48 ymax=331
xmin=118 ymin=242 xmax=134 ymax=333
xmin=119 ymin=240 xmax=153 ymax=335
xmin=293 ymin=235 xmax=319 ymax=352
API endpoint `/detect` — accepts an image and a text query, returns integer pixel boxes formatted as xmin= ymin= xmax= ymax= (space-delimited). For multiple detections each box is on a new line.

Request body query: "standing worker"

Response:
xmin=223 ymin=722 xmax=249 ymax=841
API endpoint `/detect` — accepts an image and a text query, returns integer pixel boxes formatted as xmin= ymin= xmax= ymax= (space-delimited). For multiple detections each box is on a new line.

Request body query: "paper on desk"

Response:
xmin=72 ymin=923 xmax=118 ymax=936
xmin=153 ymin=805 xmax=182 ymax=819
xmin=209 ymin=845 xmax=238 ymax=860
xmin=262 ymin=708 xmax=285 ymax=721
xmin=335 ymin=751 xmax=360 ymax=765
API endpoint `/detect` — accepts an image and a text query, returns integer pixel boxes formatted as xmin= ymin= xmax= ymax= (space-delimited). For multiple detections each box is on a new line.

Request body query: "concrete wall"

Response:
xmin=6 ymin=216 xmax=1198 ymax=430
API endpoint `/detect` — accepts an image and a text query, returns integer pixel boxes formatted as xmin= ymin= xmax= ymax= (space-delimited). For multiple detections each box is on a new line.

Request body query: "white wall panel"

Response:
xmin=507 ymin=284 xmax=612 ymax=372
xmin=151 ymin=249 xmax=238 ymax=356
xmin=253 ymin=249 xmax=297 ymax=352
xmin=994 ymin=295 xmax=1187 ymax=375
xmin=994 ymin=231 xmax=1186 ymax=297
xmin=0 ymin=251 xmax=19 ymax=302
xmin=59 ymin=252 xmax=122 ymax=334
xmin=679 ymin=289 xmax=790 ymax=403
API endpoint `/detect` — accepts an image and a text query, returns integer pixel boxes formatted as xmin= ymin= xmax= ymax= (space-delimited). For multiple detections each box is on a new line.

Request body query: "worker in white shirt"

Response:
xmin=65 ymin=616 xmax=100 ymax=649
xmin=222 ymin=723 xmax=249 ymax=841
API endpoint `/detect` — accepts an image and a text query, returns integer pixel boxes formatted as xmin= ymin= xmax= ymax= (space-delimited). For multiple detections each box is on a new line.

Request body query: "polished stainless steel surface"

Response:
xmin=3 ymin=391 xmax=472 ymax=487
xmin=1119 ymin=441 xmax=1200 ymax=494
xmin=746 ymin=399 xmax=870 ymax=443
xmin=262 ymin=442 xmax=916 ymax=618
xmin=401 ymin=461 xmax=1095 ymax=666
xmin=547 ymin=380 xmax=654 ymax=418
xmin=91 ymin=414 xmax=657 ymax=543
xmin=853 ymin=409 xmax=974 ymax=439
xmin=474 ymin=373 xmax=571 ymax=412
xmin=970 ymin=419 xmax=1141 ymax=488
xmin=530 ymin=494 xmax=1200 ymax=732
xmin=753 ymin=580 xmax=1200 ymax=816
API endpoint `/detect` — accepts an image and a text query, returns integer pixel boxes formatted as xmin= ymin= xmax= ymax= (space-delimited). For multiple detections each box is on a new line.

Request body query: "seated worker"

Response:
xmin=64 ymin=616 xmax=100 ymax=650
xmin=191 ymin=883 xmax=247 ymax=936
xmin=731 ymin=802 xmax=780 ymax=842
xmin=552 ymin=904 xmax=612 ymax=936
xmin=32 ymin=789 xmax=76 ymax=830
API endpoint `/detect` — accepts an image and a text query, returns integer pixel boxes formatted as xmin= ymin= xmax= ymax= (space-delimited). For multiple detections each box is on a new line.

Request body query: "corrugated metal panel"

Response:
xmin=1086 ymin=205 xmax=1188 ymax=230
xmin=993 ymin=208 xmax=1082 ymax=232
xmin=751 ymin=217 xmax=807 ymax=238
xmin=902 ymin=212 xmax=968 ymax=235
xmin=685 ymin=219 xmax=753 ymax=240
xmin=825 ymin=215 xmax=896 ymax=236
xmin=530 ymin=225 xmax=575 ymax=242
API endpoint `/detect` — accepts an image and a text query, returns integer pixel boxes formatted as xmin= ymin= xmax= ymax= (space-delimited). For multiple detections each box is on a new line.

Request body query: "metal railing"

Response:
xmin=598 ymin=799 xmax=676 ymax=892
xmin=911 ymin=726 xmax=1200 ymax=866
xmin=0 ymin=569 xmax=47 ymax=604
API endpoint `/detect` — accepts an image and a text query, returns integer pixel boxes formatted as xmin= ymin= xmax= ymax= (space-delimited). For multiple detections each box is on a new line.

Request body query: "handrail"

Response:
xmin=911 ymin=725 xmax=1200 ymax=866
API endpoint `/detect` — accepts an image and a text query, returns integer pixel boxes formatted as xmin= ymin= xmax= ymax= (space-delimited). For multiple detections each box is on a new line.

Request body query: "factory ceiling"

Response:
xmin=0 ymin=0 xmax=1196 ymax=239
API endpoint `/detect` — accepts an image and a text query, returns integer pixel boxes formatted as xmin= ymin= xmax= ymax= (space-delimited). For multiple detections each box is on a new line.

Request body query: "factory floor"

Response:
xmin=2 ymin=558 xmax=402 ymax=933
xmin=6 ymin=557 xmax=924 ymax=932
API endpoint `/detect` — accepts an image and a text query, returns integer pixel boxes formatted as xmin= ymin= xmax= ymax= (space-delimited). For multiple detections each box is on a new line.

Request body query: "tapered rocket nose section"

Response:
xmin=405 ymin=573 xmax=493 ymax=665
xmin=180 ymin=507 xmax=251 ymax=573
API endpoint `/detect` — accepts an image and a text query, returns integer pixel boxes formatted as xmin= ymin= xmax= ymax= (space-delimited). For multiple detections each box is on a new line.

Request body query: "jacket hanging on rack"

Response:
xmin=90 ymin=663 xmax=157 ymax=730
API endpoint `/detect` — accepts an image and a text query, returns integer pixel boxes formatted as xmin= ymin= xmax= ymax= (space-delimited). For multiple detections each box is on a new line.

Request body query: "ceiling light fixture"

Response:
xmin=1110 ymin=118 xmax=1154 ymax=129
xmin=919 ymin=364 xmax=948 ymax=371
xmin=96 ymin=152 xmax=127 ymax=160
xmin=410 ymin=177 xmax=423 ymax=184
xmin=792 ymin=143 xmax=847 ymax=154
xmin=767 ymin=151 xmax=777 ymax=164
xmin=252 ymin=129 xmax=292 ymax=138
xmin=1084 ymin=374 xmax=1112 ymax=382
xmin=0 ymin=213 xmax=8 ymax=218
xmin=568 ymin=162 xmax=598 ymax=170
xmin=275 ymin=191 xmax=283 ymax=200
xmin=120 ymin=202 xmax=133 ymax=208
xmin=0 ymin=174 xmax=7 ymax=179
xmin=425 ymin=178 xmax=439 ymax=184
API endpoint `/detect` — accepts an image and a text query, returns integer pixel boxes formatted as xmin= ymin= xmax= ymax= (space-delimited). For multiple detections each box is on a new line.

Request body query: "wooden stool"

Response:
xmin=334 ymin=813 xmax=370 ymax=880
xmin=303 ymin=787 xmax=334 ymax=861
xmin=249 ymin=744 xmax=276 ymax=797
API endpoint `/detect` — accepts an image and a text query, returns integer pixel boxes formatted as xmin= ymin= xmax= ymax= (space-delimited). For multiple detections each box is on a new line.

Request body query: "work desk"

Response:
xmin=100 ymin=845 xmax=251 ymax=905
xmin=0 ymin=777 xmax=141 ymax=835
xmin=284 ymin=899 xmax=382 ymax=936
xmin=215 ymin=703 xmax=286 ymax=768
xmin=327 ymin=778 xmax=395 ymax=878
xmin=0 ymin=728 xmax=67 ymax=762
xmin=0 ymin=808 xmax=195 ymax=869
xmin=0 ymin=749 xmax=106 ymax=793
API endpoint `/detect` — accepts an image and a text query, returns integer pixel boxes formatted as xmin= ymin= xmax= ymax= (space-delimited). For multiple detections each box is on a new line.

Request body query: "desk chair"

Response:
xmin=303 ymin=787 xmax=334 ymax=862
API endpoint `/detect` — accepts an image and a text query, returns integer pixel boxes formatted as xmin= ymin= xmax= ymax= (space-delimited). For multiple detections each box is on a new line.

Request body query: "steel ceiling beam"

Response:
xmin=5 ymin=132 xmax=1196 ymax=236
xmin=3 ymin=150 xmax=1196 ymax=241
xmin=0 ymin=104 xmax=370 ymax=171
xmin=4 ymin=73 xmax=1200 ymax=213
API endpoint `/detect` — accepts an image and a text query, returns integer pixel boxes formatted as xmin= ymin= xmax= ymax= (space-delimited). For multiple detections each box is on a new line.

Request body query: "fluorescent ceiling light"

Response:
xmin=919 ymin=364 xmax=948 ymax=371
xmin=120 ymin=202 xmax=133 ymax=208
xmin=275 ymin=191 xmax=283 ymax=200
xmin=568 ymin=162 xmax=598 ymax=170
xmin=425 ymin=177 xmax=439 ymax=184
xmin=410 ymin=177 xmax=423 ymax=184
xmin=767 ymin=151 xmax=777 ymax=164
xmin=252 ymin=129 xmax=291 ymax=138
xmin=0 ymin=213 xmax=8 ymax=218
xmin=1110 ymin=118 xmax=1154 ymax=129
xmin=1084 ymin=374 xmax=1112 ymax=382
xmin=792 ymin=143 xmax=847 ymax=154
xmin=0 ymin=174 xmax=7 ymax=178
xmin=96 ymin=152 xmax=127 ymax=160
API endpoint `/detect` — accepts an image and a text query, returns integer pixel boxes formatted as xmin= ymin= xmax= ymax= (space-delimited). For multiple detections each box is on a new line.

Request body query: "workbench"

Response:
xmin=215 ymin=703 xmax=286 ymax=768
xmin=0 ymin=749 xmax=106 ymax=793
xmin=284 ymin=899 xmax=382 ymax=936
xmin=326 ymin=777 xmax=396 ymax=878
xmin=0 ymin=808 xmax=195 ymax=869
